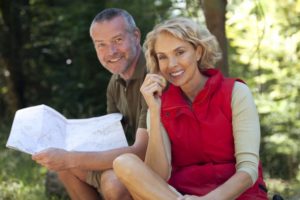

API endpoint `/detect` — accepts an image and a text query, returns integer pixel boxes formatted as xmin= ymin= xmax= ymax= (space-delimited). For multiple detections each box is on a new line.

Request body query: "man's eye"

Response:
xmin=96 ymin=43 xmax=105 ymax=48
xmin=115 ymin=38 xmax=123 ymax=43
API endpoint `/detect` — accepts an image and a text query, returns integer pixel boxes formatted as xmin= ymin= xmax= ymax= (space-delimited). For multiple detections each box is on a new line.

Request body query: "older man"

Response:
xmin=32 ymin=8 xmax=148 ymax=200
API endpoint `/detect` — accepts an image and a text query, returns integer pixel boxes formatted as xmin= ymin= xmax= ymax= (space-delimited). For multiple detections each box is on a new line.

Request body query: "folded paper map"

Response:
xmin=6 ymin=104 xmax=128 ymax=154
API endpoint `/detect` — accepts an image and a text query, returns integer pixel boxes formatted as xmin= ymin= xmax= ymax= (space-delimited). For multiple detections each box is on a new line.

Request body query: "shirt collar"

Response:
xmin=115 ymin=52 xmax=146 ymax=84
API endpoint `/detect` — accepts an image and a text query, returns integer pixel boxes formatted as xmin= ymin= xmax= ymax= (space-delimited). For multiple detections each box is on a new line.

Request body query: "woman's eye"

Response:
xmin=157 ymin=55 xmax=166 ymax=60
xmin=176 ymin=50 xmax=185 ymax=56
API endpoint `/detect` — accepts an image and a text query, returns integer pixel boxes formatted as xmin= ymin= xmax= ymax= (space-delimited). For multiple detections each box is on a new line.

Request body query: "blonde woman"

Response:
xmin=113 ymin=17 xmax=268 ymax=200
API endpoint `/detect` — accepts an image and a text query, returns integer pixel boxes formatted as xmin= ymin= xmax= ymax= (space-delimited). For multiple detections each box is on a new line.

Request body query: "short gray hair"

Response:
xmin=91 ymin=8 xmax=136 ymax=32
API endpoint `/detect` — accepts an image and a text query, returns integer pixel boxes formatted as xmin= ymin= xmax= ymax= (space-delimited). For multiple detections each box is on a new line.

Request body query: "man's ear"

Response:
xmin=133 ymin=28 xmax=141 ymax=43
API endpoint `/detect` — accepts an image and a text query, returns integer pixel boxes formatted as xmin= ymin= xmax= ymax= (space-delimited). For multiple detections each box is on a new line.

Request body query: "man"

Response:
xmin=32 ymin=8 xmax=148 ymax=200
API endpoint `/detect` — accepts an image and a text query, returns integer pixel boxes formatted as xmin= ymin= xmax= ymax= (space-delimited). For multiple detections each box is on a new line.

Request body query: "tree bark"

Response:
xmin=200 ymin=0 xmax=228 ymax=76
xmin=0 ymin=0 xmax=28 ymax=115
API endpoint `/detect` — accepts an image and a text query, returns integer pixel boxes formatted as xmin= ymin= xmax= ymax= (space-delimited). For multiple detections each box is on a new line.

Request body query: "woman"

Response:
xmin=113 ymin=17 xmax=268 ymax=200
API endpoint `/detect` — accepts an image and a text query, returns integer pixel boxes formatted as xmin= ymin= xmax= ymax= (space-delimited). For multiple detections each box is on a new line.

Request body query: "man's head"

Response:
xmin=90 ymin=8 xmax=141 ymax=79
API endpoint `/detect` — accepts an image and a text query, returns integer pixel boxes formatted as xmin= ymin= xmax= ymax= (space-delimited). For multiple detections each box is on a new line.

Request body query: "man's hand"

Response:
xmin=32 ymin=148 xmax=74 ymax=171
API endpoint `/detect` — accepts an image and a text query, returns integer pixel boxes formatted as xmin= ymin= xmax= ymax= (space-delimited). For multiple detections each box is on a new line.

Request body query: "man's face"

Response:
xmin=90 ymin=16 xmax=140 ymax=75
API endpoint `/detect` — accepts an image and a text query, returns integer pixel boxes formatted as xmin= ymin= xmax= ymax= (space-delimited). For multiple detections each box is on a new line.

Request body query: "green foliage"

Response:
xmin=0 ymin=0 xmax=174 ymax=119
xmin=107 ymin=0 xmax=173 ymax=41
xmin=18 ymin=0 xmax=109 ymax=118
xmin=0 ymin=123 xmax=46 ymax=200
xmin=227 ymin=0 xmax=300 ymax=193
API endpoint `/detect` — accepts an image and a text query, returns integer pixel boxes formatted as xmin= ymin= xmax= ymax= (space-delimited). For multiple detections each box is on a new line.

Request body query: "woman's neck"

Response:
xmin=182 ymin=72 xmax=208 ymax=102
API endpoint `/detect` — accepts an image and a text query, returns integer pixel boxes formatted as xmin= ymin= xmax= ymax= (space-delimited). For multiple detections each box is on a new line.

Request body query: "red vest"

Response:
xmin=161 ymin=69 xmax=268 ymax=199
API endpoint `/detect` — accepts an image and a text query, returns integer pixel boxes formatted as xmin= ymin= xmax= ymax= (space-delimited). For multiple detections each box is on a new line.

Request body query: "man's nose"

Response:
xmin=108 ymin=43 xmax=117 ymax=55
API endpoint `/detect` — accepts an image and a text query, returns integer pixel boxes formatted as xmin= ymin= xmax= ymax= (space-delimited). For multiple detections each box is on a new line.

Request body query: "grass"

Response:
xmin=266 ymin=178 xmax=300 ymax=199
xmin=0 ymin=154 xmax=46 ymax=199
xmin=0 ymin=122 xmax=48 ymax=200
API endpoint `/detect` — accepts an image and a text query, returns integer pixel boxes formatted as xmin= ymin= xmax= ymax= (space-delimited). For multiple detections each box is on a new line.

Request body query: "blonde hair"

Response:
xmin=143 ymin=17 xmax=222 ymax=73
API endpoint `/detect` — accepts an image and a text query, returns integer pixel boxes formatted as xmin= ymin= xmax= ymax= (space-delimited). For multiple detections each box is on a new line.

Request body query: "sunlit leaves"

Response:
xmin=227 ymin=0 xmax=300 ymax=182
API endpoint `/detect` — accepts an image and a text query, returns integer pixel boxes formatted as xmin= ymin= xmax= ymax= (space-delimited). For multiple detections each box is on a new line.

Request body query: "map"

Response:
xmin=6 ymin=105 xmax=128 ymax=154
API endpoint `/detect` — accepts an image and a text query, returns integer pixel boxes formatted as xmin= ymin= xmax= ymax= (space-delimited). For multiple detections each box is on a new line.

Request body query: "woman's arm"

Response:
xmin=232 ymin=81 xmax=260 ymax=183
xmin=179 ymin=82 xmax=261 ymax=200
xmin=209 ymin=82 xmax=260 ymax=199
xmin=145 ymin=110 xmax=172 ymax=180
xmin=140 ymin=73 xmax=171 ymax=180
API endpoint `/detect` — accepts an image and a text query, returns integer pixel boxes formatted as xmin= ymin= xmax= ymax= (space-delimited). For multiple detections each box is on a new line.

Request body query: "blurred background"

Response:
xmin=0 ymin=0 xmax=299 ymax=199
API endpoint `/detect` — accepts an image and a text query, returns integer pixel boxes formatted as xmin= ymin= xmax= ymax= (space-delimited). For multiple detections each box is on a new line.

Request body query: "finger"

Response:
xmin=146 ymin=75 xmax=167 ymax=90
xmin=35 ymin=159 xmax=46 ymax=167
xmin=147 ymin=82 xmax=163 ymax=97
xmin=32 ymin=153 xmax=43 ymax=160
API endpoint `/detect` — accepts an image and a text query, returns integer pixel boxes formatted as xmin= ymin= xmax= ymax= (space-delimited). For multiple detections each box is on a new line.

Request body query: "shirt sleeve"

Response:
xmin=232 ymin=81 xmax=260 ymax=184
xmin=138 ymin=95 xmax=148 ymax=129
xmin=106 ymin=78 xmax=119 ymax=114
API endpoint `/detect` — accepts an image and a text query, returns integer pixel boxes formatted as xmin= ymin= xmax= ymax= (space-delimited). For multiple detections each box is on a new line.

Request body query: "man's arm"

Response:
xmin=72 ymin=128 xmax=148 ymax=170
xmin=32 ymin=128 xmax=148 ymax=172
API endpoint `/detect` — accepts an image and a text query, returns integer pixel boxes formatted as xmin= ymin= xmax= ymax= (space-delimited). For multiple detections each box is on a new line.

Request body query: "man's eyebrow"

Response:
xmin=93 ymin=33 xmax=124 ymax=43
xmin=111 ymin=33 xmax=124 ymax=39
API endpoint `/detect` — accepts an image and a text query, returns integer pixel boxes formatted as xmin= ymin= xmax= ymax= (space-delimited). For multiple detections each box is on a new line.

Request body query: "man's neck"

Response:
xmin=120 ymin=46 xmax=141 ymax=81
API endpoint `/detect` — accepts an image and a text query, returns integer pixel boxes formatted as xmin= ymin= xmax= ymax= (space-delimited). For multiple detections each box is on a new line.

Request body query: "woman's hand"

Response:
xmin=177 ymin=195 xmax=201 ymax=200
xmin=140 ymin=73 xmax=167 ymax=112
xmin=177 ymin=195 xmax=212 ymax=200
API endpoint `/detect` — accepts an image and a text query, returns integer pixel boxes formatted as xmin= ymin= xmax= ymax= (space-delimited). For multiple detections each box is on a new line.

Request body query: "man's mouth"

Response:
xmin=108 ymin=56 xmax=123 ymax=63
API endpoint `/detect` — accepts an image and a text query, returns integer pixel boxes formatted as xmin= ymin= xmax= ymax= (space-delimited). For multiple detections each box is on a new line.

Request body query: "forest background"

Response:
xmin=0 ymin=0 xmax=300 ymax=199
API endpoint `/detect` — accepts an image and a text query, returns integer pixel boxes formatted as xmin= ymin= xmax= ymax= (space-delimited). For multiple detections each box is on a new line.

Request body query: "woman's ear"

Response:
xmin=196 ymin=45 xmax=203 ymax=62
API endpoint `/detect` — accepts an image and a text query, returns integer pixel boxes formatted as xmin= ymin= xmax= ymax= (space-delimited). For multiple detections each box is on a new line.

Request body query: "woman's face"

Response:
xmin=154 ymin=32 xmax=202 ymax=88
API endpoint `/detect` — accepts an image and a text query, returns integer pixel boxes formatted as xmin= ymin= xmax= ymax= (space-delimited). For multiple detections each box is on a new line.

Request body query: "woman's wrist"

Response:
xmin=149 ymin=107 xmax=161 ymax=116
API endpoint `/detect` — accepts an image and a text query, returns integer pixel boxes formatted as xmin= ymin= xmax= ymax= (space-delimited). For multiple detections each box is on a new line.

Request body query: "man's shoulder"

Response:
xmin=131 ymin=52 xmax=147 ymax=79
xmin=107 ymin=75 xmax=123 ymax=96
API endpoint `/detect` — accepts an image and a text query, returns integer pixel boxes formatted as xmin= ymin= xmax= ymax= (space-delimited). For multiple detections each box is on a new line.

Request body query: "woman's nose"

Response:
xmin=169 ymin=56 xmax=177 ymax=68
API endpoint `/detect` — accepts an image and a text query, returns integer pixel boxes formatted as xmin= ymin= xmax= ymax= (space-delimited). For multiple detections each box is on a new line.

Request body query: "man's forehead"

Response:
xmin=91 ymin=17 xmax=128 ymax=41
xmin=94 ymin=16 xmax=127 ymax=30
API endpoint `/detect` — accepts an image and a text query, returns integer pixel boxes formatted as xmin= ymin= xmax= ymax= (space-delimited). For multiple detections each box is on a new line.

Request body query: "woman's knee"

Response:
xmin=113 ymin=153 xmax=142 ymax=178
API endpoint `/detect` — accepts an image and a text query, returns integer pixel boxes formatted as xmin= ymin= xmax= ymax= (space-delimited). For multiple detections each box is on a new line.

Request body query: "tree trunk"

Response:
xmin=200 ymin=0 xmax=229 ymax=76
xmin=0 ymin=0 xmax=28 ymax=115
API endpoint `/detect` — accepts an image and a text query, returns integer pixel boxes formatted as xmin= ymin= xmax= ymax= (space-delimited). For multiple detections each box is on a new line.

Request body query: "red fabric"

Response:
xmin=161 ymin=69 xmax=268 ymax=199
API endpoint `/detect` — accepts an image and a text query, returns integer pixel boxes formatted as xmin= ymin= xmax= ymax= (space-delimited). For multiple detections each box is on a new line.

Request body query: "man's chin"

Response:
xmin=105 ymin=65 xmax=122 ymax=74
xmin=104 ymin=62 xmax=128 ymax=75
xmin=110 ymin=68 xmax=125 ymax=75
